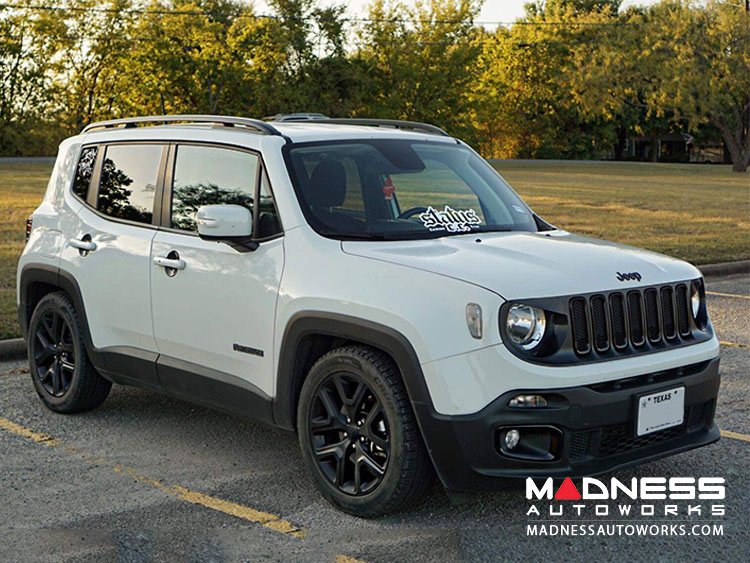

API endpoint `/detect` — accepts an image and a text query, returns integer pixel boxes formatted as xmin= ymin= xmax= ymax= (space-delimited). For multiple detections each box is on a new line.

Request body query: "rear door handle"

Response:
xmin=153 ymin=256 xmax=186 ymax=270
xmin=69 ymin=237 xmax=96 ymax=252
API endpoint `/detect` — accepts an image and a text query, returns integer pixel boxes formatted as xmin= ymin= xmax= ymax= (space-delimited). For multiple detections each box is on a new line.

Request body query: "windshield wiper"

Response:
xmin=428 ymin=228 xmax=513 ymax=239
xmin=318 ymin=232 xmax=395 ymax=241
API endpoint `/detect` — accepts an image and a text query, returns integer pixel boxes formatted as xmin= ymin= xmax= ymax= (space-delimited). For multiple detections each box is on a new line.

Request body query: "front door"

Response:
xmin=149 ymin=143 xmax=284 ymax=407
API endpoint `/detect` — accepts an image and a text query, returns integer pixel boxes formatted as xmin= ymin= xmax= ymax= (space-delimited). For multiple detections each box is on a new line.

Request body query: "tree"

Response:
xmin=645 ymin=0 xmax=750 ymax=172
xmin=473 ymin=0 xmax=618 ymax=158
xmin=356 ymin=0 xmax=483 ymax=141
xmin=567 ymin=0 xmax=750 ymax=171
xmin=50 ymin=0 xmax=136 ymax=134
xmin=0 ymin=4 xmax=63 ymax=154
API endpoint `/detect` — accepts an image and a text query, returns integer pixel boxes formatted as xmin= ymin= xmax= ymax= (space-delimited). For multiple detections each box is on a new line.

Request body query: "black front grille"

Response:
xmin=627 ymin=291 xmax=645 ymax=345
xmin=568 ymin=282 xmax=696 ymax=359
xmin=569 ymin=401 xmax=713 ymax=462
xmin=660 ymin=287 xmax=676 ymax=339
xmin=590 ymin=295 xmax=609 ymax=351
xmin=570 ymin=298 xmax=590 ymax=354
xmin=598 ymin=422 xmax=685 ymax=458
xmin=676 ymin=284 xmax=690 ymax=335
xmin=569 ymin=430 xmax=595 ymax=459
xmin=610 ymin=293 xmax=627 ymax=348
xmin=644 ymin=288 xmax=660 ymax=342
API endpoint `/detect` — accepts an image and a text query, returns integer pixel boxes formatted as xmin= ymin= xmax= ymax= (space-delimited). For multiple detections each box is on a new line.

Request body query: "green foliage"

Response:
xmin=0 ymin=0 xmax=747 ymax=170
xmin=355 ymin=0 xmax=483 ymax=141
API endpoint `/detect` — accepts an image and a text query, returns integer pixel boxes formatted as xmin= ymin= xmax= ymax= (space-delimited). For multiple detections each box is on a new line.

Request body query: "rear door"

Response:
xmin=149 ymin=143 xmax=284 ymax=407
xmin=59 ymin=142 xmax=167 ymax=385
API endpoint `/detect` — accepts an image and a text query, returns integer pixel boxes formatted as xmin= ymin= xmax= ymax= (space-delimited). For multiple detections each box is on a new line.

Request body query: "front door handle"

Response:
xmin=153 ymin=251 xmax=186 ymax=277
xmin=69 ymin=236 xmax=96 ymax=255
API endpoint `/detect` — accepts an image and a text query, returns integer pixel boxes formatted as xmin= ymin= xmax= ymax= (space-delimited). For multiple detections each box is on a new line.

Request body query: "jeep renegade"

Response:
xmin=17 ymin=115 xmax=720 ymax=517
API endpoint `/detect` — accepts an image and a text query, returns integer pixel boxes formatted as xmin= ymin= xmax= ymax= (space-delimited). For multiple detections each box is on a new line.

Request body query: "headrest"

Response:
xmin=308 ymin=159 xmax=346 ymax=208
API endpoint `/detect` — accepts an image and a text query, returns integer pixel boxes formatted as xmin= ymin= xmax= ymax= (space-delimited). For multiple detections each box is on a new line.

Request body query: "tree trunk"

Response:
xmin=712 ymin=114 xmax=749 ymax=173
xmin=614 ymin=125 xmax=627 ymax=160
xmin=649 ymin=135 xmax=659 ymax=162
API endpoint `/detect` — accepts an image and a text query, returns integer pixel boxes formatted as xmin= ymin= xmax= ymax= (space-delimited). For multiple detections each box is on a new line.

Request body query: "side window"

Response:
xmin=171 ymin=145 xmax=258 ymax=232
xmin=72 ymin=146 xmax=97 ymax=200
xmin=257 ymin=172 xmax=282 ymax=239
xmin=97 ymin=144 xmax=162 ymax=224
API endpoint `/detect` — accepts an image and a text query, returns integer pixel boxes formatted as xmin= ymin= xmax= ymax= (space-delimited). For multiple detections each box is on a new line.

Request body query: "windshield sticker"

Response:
xmin=419 ymin=206 xmax=482 ymax=233
xmin=383 ymin=176 xmax=396 ymax=200
xmin=512 ymin=204 xmax=526 ymax=214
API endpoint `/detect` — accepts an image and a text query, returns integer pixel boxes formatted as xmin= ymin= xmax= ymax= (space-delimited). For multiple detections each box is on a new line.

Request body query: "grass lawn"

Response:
xmin=0 ymin=158 xmax=747 ymax=340
xmin=493 ymin=160 xmax=749 ymax=267
xmin=1 ymin=159 xmax=54 ymax=340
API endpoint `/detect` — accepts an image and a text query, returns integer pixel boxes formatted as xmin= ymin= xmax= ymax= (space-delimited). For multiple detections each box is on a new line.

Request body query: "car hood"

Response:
xmin=341 ymin=231 xmax=701 ymax=300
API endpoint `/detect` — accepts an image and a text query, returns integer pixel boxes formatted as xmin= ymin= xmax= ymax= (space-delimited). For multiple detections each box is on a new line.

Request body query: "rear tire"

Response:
xmin=297 ymin=345 xmax=434 ymax=517
xmin=27 ymin=292 xmax=111 ymax=413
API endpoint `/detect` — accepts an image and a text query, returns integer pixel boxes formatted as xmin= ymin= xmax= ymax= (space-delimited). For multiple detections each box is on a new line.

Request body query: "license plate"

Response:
xmin=637 ymin=387 xmax=685 ymax=436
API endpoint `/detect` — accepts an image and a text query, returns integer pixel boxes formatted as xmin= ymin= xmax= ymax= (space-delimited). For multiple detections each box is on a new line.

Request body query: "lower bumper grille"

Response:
xmin=569 ymin=400 xmax=714 ymax=462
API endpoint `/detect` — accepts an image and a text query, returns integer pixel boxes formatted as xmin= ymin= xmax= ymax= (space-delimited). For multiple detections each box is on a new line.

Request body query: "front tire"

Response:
xmin=27 ymin=292 xmax=111 ymax=413
xmin=297 ymin=345 xmax=434 ymax=517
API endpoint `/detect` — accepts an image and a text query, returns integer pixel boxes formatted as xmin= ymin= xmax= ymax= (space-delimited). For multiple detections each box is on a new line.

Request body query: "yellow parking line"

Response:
xmin=720 ymin=340 xmax=750 ymax=349
xmin=721 ymin=429 xmax=750 ymax=443
xmin=706 ymin=291 xmax=750 ymax=300
xmin=0 ymin=417 xmax=60 ymax=447
xmin=335 ymin=556 xmax=369 ymax=563
xmin=0 ymin=416 xmax=305 ymax=538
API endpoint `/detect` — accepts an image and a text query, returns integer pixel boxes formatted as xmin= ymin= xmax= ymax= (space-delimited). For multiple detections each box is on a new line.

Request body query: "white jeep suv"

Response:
xmin=17 ymin=115 xmax=720 ymax=517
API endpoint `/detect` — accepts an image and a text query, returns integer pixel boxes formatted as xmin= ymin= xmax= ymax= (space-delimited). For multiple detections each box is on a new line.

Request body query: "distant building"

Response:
xmin=620 ymin=132 xmax=725 ymax=164
xmin=623 ymin=132 xmax=692 ymax=162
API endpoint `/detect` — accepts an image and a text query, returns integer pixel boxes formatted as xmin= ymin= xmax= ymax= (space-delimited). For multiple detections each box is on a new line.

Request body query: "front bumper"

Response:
xmin=414 ymin=357 xmax=720 ymax=492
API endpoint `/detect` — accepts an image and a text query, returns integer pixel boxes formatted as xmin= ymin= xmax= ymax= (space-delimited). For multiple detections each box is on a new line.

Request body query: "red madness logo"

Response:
xmin=526 ymin=477 xmax=725 ymax=501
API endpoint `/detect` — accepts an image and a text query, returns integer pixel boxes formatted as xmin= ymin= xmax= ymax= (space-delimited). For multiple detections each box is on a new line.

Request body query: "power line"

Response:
xmin=0 ymin=3 xmax=638 ymax=27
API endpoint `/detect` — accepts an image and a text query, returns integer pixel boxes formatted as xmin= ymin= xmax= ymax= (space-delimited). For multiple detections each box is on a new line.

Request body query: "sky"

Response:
xmin=256 ymin=0 xmax=665 ymax=25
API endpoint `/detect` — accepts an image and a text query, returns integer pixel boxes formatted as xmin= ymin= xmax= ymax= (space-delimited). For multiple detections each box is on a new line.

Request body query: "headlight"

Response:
xmin=506 ymin=304 xmax=546 ymax=349
xmin=690 ymin=281 xmax=701 ymax=319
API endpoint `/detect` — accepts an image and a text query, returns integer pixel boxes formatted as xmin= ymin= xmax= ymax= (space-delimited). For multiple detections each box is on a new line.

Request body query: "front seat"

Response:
xmin=307 ymin=159 xmax=363 ymax=232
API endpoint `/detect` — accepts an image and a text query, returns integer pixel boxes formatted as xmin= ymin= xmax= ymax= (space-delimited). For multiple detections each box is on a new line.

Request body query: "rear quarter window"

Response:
xmin=72 ymin=146 xmax=97 ymax=201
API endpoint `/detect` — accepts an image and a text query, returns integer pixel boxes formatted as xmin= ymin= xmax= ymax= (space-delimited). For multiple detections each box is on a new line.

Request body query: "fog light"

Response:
xmin=508 ymin=394 xmax=548 ymax=408
xmin=505 ymin=429 xmax=520 ymax=450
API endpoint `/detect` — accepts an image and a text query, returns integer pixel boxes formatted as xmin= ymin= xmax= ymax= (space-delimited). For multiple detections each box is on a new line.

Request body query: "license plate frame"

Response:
xmin=636 ymin=386 xmax=685 ymax=437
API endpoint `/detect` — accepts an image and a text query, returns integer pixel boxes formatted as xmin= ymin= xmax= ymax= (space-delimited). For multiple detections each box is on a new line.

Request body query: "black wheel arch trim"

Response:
xmin=274 ymin=311 xmax=436 ymax=431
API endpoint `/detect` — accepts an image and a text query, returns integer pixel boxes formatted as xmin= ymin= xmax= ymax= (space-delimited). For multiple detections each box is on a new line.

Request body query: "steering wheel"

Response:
xmin=397 ymin=206 xmax=428 ymax=220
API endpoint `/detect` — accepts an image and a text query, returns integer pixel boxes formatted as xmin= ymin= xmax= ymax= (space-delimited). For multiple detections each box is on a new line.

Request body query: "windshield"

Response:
xmin=284 ymin=139 xmax=537 ymax=240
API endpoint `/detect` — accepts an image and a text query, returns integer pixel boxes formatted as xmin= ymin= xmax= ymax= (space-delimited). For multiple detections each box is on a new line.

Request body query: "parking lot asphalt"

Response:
xmin=1 ymin=274 xmax=748 ymax=563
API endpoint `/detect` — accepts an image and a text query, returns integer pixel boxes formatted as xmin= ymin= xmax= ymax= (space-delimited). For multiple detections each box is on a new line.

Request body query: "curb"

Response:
xmin=698 ymin=260 xmax=750 ymax=278
xmin=0 ymin=338 xmax=26 ymax=361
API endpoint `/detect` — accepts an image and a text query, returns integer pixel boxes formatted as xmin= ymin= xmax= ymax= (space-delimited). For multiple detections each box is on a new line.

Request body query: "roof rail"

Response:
xmin=290 ymin=117 xmax=450 ymax=137
xmin=81 ymin=114 xmax=283 ymax=136
xmin=265 ymin=113 xmax=328 ymax=122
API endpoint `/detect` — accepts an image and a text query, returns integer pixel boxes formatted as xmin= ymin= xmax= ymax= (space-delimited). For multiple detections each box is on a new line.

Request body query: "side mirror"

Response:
xmin=196 ymin=205 xmax=258 ymax=252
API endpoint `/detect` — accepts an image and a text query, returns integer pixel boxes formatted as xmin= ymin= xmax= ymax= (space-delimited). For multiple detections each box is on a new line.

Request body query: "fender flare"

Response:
xmin=19 ymin=263 xmax=94 ymax=354
xmin=274 ymin=311 xmax=435 ymax=431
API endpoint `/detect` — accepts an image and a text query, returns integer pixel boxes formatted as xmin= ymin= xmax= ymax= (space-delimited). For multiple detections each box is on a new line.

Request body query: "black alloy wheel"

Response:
xmin=309 ymin=373 xmax=390 ymax=496
xmin=32 ymin=310 xmax=76 ymax=397
xmin=27 ymin=291 xmax=111 ymax=413
xmin=298 ymin=345 xmax=434 ymax=517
